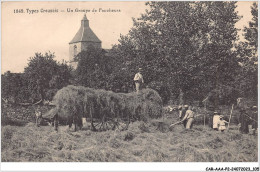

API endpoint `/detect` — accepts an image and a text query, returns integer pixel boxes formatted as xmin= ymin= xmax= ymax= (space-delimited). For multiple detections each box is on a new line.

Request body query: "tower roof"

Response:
xmin=69 ymin=14 xmax=101 ymax=44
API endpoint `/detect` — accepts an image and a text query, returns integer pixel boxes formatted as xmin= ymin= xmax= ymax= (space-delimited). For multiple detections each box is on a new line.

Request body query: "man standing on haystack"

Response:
xmin=133 ymin=68 xmax=144 ymax=92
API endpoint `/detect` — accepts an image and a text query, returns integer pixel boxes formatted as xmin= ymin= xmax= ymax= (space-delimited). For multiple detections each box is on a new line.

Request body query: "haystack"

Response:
xmin=52 ymin=85 xmax=163 ymax=128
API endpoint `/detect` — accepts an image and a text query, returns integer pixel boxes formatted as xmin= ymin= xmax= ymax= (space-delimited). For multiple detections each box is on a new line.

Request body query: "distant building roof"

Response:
xmin=69 ymin=14 xmax=101 ymax=44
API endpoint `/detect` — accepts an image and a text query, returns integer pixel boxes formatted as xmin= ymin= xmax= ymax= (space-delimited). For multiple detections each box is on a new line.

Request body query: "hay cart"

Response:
xmin=86 ymin=95 xmax=131 ymax=132
xmin=53 ymin=86 xmax=162 ymax=132
xmin=90 ymin=111 xmax=130 ymax=131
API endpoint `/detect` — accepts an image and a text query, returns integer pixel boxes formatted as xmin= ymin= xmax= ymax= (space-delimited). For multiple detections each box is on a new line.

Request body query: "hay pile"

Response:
xmin=52 ymin=85 xmax=162 ymax=126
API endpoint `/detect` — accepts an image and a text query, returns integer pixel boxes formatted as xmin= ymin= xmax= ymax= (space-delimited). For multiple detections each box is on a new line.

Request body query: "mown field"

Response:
xmin=1 ymin=113 xmax=258 ymax=162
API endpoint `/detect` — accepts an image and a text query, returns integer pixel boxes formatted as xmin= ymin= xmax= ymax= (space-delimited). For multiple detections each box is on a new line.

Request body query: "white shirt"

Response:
xmin=134 ymin=72 xmax=144 ymax=83
xmin=213 ymin=115 xmax=220 ymax=129
xmin=183 ymin=110 xmax=194 ymax=120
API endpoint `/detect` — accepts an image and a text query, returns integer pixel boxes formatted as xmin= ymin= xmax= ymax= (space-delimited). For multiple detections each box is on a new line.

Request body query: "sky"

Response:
xmin=1 ymin=1 xmax=256 ymax=73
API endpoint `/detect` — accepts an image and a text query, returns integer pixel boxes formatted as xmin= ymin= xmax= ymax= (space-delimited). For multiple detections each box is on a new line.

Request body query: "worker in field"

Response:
xmin=218 ymin=115 xmax=229 ymax=132
xmin=180 ymin=105 xmax=189 ymax=127
xmin=181 ymin=105 xmax=195 ymax=129
xmin=237 ymin=97 xmax=250 ymax=134
xmin=213 ymin=111 xmax=221 ymax=131
xmin=251 ymin=106 xmax=258 ymax=135
xmin=133 ymin=68 xmax=144 ymax=93
xmin=239 ymin=109 xmax=250 ymax=134
xmin=207 ymin=106 xmax=214 ymax=128
xmin=35 ymin=107 xmax=42 ymax=127
xmin=178 ymin=105 xmax=183 ymax=119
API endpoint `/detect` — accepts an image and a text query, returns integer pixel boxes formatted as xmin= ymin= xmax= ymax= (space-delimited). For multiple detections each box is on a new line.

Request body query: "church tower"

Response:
xmin=69 ymin=14 xmax=102 ymax=68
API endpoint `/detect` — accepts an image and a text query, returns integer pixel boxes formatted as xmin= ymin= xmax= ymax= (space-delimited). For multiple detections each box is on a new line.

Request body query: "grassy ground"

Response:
xmin=1 ymin=116 xmax=258 ymax=162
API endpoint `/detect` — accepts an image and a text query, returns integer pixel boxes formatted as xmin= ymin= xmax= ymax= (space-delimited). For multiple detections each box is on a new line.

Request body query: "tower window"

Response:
xmin=74 ymin=45 xmax=77 ymax=56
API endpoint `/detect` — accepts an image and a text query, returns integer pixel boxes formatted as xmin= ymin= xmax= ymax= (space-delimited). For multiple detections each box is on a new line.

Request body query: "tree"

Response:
xmin=24 ymin=52 xmax=72 ymax=101
xmin=112 ymin=1 xmax=241 ymax=105
xmin=192 ymin=2 xmax=241 ymax=105
xmin=235 ymin=2 xmax=258 ymax=99
xmin=75 ymin=48 xmax=113 ymax=89
xmin=1 ymin=71 xmax=29 ymax=103
xmin=244 ymin=2 xmax=258 ymax=51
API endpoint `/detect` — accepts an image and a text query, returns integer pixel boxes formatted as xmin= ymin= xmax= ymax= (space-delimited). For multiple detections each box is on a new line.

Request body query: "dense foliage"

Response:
xmin=74 ymin=48 xmax=112 ymax=89
xmin=1 ymin=72 xmax=30 ymax=103
xmin=110 ymin=2 xmax=244 ymax=105
xmin=235 ymin=2 xmax=258 ymax=99
xmin=1 ymin=2 xmax=257 ymax=106
xmin=2 ymin=52 xmax=72 ymax=103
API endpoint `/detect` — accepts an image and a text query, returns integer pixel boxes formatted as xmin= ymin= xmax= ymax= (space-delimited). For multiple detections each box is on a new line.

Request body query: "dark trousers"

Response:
xmin=183 ymin=119 xmax=187 ymax=128
xmin=53 ymin=114 xmax=58 ymax=131
xmin=239 ymin=112 xmax=249 ymax=134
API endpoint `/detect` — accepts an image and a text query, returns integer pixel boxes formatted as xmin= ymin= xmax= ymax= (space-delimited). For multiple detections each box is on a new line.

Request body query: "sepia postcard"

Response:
xmin=1 ymin=1 xmax=259 ymax=171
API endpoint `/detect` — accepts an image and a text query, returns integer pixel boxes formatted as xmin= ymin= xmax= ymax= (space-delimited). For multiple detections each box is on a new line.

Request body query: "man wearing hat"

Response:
xmin=133 ymin=68 xmax=144 ymax=92
xmin=213 ymin=111 xmax=221 ymax=131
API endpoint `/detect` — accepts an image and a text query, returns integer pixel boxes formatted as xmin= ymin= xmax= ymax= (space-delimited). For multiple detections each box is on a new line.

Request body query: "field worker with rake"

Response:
xmin=133 ymin=68 xmax=144 ymax=92
xmin=178 ymin=105 xmax=183 ymax=119
xmin=237 ymin=97 xmax=251 ymax=134
xmin=169 ymin=105 xmax=192 ymax=129
xmin=239 ymin=109 xmax=250 ymax=134
xmin=181 ymin=105 xmax=195 ymax=129
xmin=252 ymin=106 xmax=258 ymax=135
xmin=218 ymin=115 xmax=229 ymax=132
xmin=180 ymin=105 xmax=189 ymax=127
xmin=207 ymin=105 xmax=215 ymax=128
xmin=35 ymin=107 xmax=42 ymax=127
xmin=213 ymin=111 xmax=221 ymax=131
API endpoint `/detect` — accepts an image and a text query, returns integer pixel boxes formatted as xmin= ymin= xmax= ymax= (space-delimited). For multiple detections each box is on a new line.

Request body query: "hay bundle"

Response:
xmin=127 ymin=89 xmax=163 ymax=121
xmin=53 ymin=86 xmax=87 ymax=125
xmin=52 ymin=85 xmax=163 ymax=128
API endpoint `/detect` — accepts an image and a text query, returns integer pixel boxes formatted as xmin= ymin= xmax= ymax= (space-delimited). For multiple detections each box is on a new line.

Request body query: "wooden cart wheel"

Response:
xmin=91 ymin=117 xmax=103 ymax=131
xmin=101 ymin=116 xmax=117 ymax=131
xmin=90 ymin=107 xmax=109 ymax=131
xmin=91 ymin=116 xmax=116 ymax=131
xmin=113 ymin=115 xmax=130 ymax=131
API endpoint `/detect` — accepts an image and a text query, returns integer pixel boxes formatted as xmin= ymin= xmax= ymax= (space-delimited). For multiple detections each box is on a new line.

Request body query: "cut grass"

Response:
xmin=1 ymin=118 xmax=258 ymax=162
